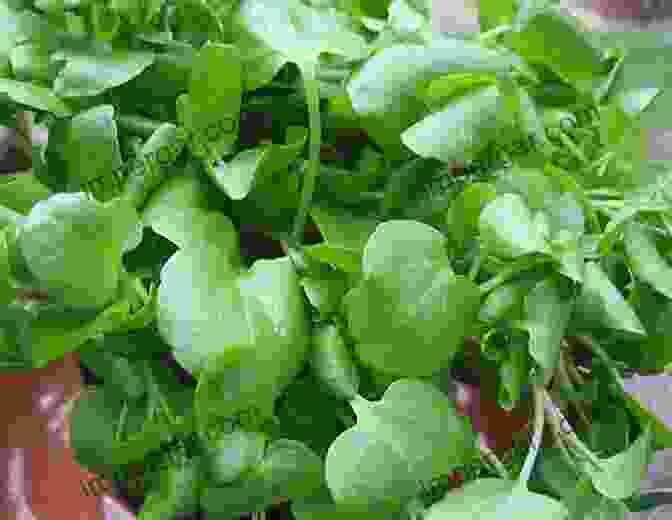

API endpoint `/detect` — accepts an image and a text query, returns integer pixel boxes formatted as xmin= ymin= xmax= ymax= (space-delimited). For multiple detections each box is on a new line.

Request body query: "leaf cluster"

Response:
xmin=1 ymin=0 xmax=672 ymax=518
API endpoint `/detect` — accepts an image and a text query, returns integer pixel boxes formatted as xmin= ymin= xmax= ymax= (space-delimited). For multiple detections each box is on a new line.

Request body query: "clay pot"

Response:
xmin=0 ymin=352 xmax=135 ymax=519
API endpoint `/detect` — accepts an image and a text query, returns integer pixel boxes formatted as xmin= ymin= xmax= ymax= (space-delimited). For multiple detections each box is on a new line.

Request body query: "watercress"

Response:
xmin=1 ymin=0 xmax=671 ymax=518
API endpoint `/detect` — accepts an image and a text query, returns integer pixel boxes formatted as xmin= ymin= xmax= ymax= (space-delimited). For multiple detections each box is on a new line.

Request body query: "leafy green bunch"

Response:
xmin=2 ymin=0 xmax=672 ymax=518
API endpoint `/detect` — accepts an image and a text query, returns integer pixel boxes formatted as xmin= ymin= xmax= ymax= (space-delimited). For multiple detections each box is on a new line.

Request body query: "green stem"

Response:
xmin=292 ymin=60 xmax=322 ymax=247
xmin=518 ymin=385 xmax=545 ymax=485
xmin=468 ymin=249 xmax=482 ymax=281
xmin=576 ymin=336 xmax=628 ymax=401
xmin=544 ymin=396 xmax=583 ymax=477
xmin=542 ymin=389 xmax=602 ymax=471
xmin=480 ymin=442 xmax=511 ymax=480
xmin=558 ymin=130 xmax=588 ymax=164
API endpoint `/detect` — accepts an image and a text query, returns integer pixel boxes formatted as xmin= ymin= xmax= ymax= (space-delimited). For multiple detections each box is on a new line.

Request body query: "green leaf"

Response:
xmin=257 ymin=439 xmax=324 ymax=501
xmin=209 ymin=126 xmax=307 ymax=200
xmin=78 ymin=348 xmax=146 ymax=400
xmin=402 ymin=85 xmax=505 ymax=162
xmin=70 ymin=385 xmax=126 ymax=473
xmin=423 ymin=73 xmax=497 ymax=111
xmin=584 ymin=425 xmax=653 ymax=500
xmin=446 ymin=182 xmax=497 ymax=249
xmin=624 ymin=221 xmax=672 ymax=300
xmin=349 ymin=41 xmax=512 ymax=153
xmin=307 ymin=204 xmax=380 ymax=274
xmin=310 ymin=322 xmax=360 ymax=400
xmin=293 ymin=485 xmax=390 ymax=520
xmin=18 ymin=193 xmax=139 ymax=309
xmin=237 ymin=0 xmax=369 ymax=69
xmin=141 ymin=173 xmax=220 ymax=250
xmin=0 ymin=172 xmax=51 ymax=215
xmin=0 ymin=78 xmax=71 ymax=116
xmin=53 ymin=48 xmax=154 ymax=98
xmin=377 ymin=0 xmax=433 ymax=46
xmin=525 ymin=277 xmax=572 ymax=375
xmin=177 ymin=43 xmax=242 ymax=160
xmin=479 ymin=193 xmax=548 ymax=259
xmin=325 ymin=379 xmax=474 ymax=513
xmin=595 ymin=31 xmax=672 ymax=129
xmin=478 ymin=0 xmax=518 ymax=32
xmin=21 ymin=300 xmax=133 ymax=368
xmin=63 ymin=105 xmax=123 ymax=195
xmin=275 ymin=374 xmax=351 ymax=457
xmin=584 ymin=498 xmax=630 ymax=520
xmin=504 ymin=5 xmax=604 ymax=85
xmin=344 ymin=220 xmax=481 ymax=376
xmin=424 ymin=478 xmax=568 ymax=520
xmin=202 ymin=430 xmax=267 ymax=485
xmin=498 ymin=331 xmax=529 ymax=411
xmin=572 ymin=262 xmax=645 ymax=336
xmin=159 ymin=244 xmax=309 ymax=423
xmin=201 ymin=476 xmax=273 ymax=518
xmin=299 ymin=269 xmax=349 ymax=317
xmin=138 ymin=460 xmax=200 ymax=520
xmin=479 ymin=279 xmax=532 ymax=324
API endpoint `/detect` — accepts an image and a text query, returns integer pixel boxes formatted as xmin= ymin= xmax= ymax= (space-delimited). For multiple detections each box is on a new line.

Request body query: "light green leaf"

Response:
xmin=505 ymin=5 xmax=604 ymax=85
xmin=402 ymin=85 xmax=505 ymax=162
xmin=344 ymin=220 xmax=480 ymax=376
xmin=159 ymin=246 xmax=309 ymax=422
xmin=18 ymin=193 xmax=139 ymax=309
xmin=573 ymin=262 xmax=645 ymax=336
xmin=210 ymin=126 xmax=307 ymax=200
xmin=424 ymin=478 xmax=568 ymax=520
xmin=237 ymin=0 xmax=369 ymax=68
xmin=379 ymin=0 xmax=433 ymax=45
xmin=584 ymin=426 xmax=653 ymax=500
xmin=325 ymin=380 xmax=474 ymax=513
xmin=349 ymin=40 xmax=511 ymax=119
xmin=52 ymin=48 xmax=154 ymax=98
xmin=141 ymin=174 xmax=219 ymax=250
xmin=525 ymin=278 xmax=572 ymax=375
xmin=624 ymin=221 xmax=672 ymax=300
xmin=479 ymin=193 xmax=547 ymax=259
xmin=0 ymin=78 xmax=71 ymax=116
xmin=349 ymin=42 xmax=512 ymax=152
